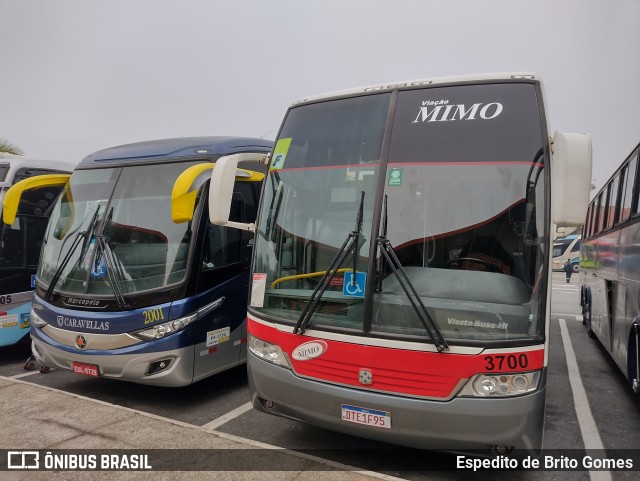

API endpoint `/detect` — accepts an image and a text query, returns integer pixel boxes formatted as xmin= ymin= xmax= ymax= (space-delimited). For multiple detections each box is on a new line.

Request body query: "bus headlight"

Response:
xmin=131 ymin=312 xmax=198 ymax=341
xmin=30 ymin=309 xmax=47 ymax=328
xmin=248 ymin=334 xmax=291 ymax=368
xmin=458 ymin=371 xmax=541 ymax=397
xmin=130 ymin=297 xmax=224 ymax=341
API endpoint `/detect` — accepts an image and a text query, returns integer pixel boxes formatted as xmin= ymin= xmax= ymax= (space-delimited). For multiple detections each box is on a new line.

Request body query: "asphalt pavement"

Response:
xmin=0 ymin=375 xmax=396 ymax=481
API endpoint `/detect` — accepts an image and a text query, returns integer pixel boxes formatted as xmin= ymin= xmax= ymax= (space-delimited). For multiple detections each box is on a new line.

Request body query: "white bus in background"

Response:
xmin=552 ymin=234 xmax=581 ymax=271
xmin=0 ymin=153 xmax=74 ymax=348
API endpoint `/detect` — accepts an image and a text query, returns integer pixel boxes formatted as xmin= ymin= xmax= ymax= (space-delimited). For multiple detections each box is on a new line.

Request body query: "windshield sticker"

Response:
xmin=206 ymin=327 xmax=230 ymax=347
xmin=250 ymin=273 xmax=267 ymax=307
xmin=270 ymin=138 xmax=292 ymax=171
xmin=387 ymin=168 xmax=402 ymax=186
xmin=413 ymin=99 xmax=504 ymax=123
xmin=437 ymin=309 xmax=508 ymax=331
xmin=90 ymin=254 xmax=106 ymax=279
xmin=343 ymin=271 xmax=366 ymax=298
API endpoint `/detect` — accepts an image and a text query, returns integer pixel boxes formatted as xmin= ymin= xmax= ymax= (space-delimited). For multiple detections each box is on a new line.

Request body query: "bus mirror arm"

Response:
xmin=209 ymin=153 xmax=269 ymax=233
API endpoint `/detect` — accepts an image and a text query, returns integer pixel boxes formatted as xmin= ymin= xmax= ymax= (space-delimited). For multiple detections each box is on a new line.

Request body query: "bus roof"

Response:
xmin=292 ymin=72 xmax=540 ymax=106
xmin=0 ymin=153 xmax=75 ymax=171
xmin=78 ymin=136 xmax=274 ymax=166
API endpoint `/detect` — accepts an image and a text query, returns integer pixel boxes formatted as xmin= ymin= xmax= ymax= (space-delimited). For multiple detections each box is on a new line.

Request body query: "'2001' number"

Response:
xmin=143 ymin=308 xmax=165 ymax=324
xmin=484 ymin=354 xmax=529 ymax=371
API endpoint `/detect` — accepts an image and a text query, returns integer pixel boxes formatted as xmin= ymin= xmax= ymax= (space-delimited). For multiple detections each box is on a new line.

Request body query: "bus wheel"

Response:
xmin=582 ymin=298 xmax=590 ymax=327
xmin=39 ymin=366 xmax=51 ymax=374
xmin=23 ymin=356 xmax=37 ymax=371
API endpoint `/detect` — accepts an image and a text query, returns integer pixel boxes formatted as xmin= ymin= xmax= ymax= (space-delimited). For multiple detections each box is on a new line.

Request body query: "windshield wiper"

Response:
xmin=44 ymin=206 xmax=101 ymax=301
xmin=44 ymin=232 xmax=85 ymax=301
xmin=293 ymin=191 xmax=365 ymax=335
xmin=95 ymin=233 xmax=128 ymax=308
xmin=376 ymin=195 xmax=449 ymax=352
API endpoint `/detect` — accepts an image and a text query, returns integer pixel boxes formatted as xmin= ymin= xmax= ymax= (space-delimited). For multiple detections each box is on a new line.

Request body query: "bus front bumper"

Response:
xmin=248 ymin=353 xmax=546 ymax=453
xmin=30 ymin=332 xmax=195 ymax=387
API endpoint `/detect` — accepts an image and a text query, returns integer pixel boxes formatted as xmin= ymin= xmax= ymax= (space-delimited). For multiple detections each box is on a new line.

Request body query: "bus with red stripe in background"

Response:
xmin=198 ymin=73 xmax=592 ymax=454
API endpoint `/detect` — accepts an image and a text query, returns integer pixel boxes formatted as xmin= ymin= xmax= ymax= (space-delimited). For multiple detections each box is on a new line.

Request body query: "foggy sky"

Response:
xmin=1 ymin=0 xmax=639 ymax=193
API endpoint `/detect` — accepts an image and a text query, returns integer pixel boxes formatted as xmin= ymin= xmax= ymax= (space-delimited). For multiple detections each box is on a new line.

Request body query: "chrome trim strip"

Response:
xmin=41 ymin=324 xmax=142 ymax=350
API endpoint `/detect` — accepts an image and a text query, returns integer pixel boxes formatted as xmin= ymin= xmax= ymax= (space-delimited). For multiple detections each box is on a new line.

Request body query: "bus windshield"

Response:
xmin=252 ymin=82 xmax=548 ymax=344
xmin=38 ymin=161 xmax=201 ymax=297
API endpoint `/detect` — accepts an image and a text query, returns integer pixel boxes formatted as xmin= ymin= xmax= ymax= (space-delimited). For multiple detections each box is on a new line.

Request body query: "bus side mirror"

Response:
xmin=2 ymin=174 xmax=71 ymax=225
xmin=551 ymin=131 xmax=592 ymax=227
xmin=209 ymin=153 xmax=269 ymax=232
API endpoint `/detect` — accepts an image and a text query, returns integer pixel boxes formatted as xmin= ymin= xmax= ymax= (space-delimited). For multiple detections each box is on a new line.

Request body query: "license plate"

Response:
xmin=341 ymin=404 xmax=391 ymax=429
xmin=72 ymin=361 xmax=99 ymax=377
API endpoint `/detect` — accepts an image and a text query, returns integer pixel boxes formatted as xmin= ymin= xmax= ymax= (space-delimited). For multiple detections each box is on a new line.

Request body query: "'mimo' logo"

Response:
xmin=413 ymin=100 xmax=503 ymax=123
xmin=292 ymin=341 xmax=328 ymax=361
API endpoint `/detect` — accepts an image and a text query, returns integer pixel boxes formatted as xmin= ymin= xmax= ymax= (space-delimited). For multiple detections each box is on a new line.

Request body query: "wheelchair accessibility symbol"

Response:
xmin=343 ymin=271 xmax=366 ymax=298
xmin=91 ymin=257 xmax=106 ymax=279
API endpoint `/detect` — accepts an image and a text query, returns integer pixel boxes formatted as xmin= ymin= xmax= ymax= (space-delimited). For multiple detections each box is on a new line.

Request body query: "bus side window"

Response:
xmin=200 ymin=221 xmax=242 ymax=271
xmin=196 ymin=190 xmax=246 ymax=293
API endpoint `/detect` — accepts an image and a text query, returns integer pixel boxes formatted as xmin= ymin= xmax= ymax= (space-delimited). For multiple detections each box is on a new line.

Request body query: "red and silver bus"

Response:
xmin=199 ymin=74 xmax=592 ymax=453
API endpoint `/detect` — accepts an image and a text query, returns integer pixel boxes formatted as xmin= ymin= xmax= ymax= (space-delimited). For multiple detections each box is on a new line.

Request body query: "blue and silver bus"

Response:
xmin=2 ymin=137 xmax=272 ymax=385
xmin=1 ymin=154 xmax=74 ymax=348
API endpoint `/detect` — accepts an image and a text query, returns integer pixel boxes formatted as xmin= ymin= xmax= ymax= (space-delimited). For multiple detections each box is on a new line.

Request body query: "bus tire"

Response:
xmin=39 ymin=366 xmax=50 ymax=374
xmin=24 ymin=357 xmax=36 ymax=371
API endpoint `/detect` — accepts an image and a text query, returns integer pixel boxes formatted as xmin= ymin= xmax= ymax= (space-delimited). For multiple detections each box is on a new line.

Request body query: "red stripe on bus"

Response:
xmin=249 ymin=319 xmax=544 ymax=399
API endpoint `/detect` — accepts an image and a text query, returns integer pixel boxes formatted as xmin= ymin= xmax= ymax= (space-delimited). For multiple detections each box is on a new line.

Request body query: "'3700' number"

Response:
xmin=484 ymin=354 xmax=529 ymax=371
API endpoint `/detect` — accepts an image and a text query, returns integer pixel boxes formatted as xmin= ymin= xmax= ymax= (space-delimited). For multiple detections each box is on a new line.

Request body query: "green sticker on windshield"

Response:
xmin=388 ymin=168 xmax=403 ymax=186
xmin=270 ymin=138 xmax=292 ymax=170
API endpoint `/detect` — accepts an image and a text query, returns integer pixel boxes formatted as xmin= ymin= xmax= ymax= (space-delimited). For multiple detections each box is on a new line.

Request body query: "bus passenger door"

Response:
xmin=192 ymin=183 xmax=259 ymax=378
xmin=193 ymin=219 xmax=247 ymax=379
